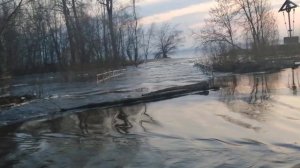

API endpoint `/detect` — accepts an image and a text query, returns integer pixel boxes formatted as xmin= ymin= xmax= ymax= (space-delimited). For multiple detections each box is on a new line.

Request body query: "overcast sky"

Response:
xmin=134 ymin=0 xmax=300 ymax=48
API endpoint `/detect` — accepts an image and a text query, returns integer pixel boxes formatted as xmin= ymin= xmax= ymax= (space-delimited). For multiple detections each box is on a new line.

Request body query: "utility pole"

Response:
xmin=279 ymin=0 xmax=298 ymax=38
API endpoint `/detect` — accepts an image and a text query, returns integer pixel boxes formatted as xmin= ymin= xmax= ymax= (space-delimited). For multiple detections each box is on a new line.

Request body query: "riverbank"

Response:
xmin=195 ymin=54 xmax=300 ymax=73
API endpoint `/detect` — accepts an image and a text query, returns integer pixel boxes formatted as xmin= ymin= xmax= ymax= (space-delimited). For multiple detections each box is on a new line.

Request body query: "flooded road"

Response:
xmin=0 ymin=58 xmax=208 ymax=126
xmin=1 ymin=64 xmax=300 ymax=167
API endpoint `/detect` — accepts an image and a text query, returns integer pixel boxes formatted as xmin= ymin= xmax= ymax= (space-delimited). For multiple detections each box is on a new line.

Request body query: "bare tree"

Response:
xmin=0 ymin=0 xmax=24 ymax=73
xmin=194 ymin=0 xmax=278 ymax=59
xmin=153 ymin=23 xmax=184 ymax=59
xmin=234 ymin=0 xmax=278 ymax=54
xmin=0 ymin=0 xmax=153 ymax=76
xmin=141 ymin=23 xmax=155 ymax=61
xmin=0 ymin=0 xmax=23 ymax=35
xmin=194 ymin=0 xmax=239 ymax=51
xmin=61 ymin=0 xmax=77 ymax=64
xmin=132 ymin=0 xmax=139 ymax=64
xmin=97 ymin=0 xmax=119 ymax=63
xmin=193 ymin=0 xmax=242 ymax=66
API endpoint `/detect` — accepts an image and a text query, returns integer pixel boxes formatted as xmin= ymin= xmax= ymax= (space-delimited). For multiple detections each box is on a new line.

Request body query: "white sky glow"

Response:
xmin=137 ymin=0 xmax=300 ymax=41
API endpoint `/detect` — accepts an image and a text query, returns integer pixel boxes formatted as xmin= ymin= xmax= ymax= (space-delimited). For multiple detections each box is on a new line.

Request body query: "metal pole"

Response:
xmin=288 ymin=10 xmax=292 ymax=37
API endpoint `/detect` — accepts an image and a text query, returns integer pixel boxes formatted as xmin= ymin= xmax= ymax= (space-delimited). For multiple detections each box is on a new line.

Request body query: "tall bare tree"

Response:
xmin=195 ymin=0 xmax=239 ymax=51
xmin=132 ymin=0 xmax=139 ymax=64
xmin=61 ymin=0 xmax=77 ymax=64
xmin=98 ymin=0 xmax=119 ymax=63
xmin=0 ymin=0 xmax=178 ymax=76
xmin=234 ymin=0 xmax=278 ymax=54
xmin=195 ymin=0 xmax=278 ymax=59
xmin=141 ymin=23 xmax=155 ymax=61
xmin=0 ymin=0 xmax=23 ymax=35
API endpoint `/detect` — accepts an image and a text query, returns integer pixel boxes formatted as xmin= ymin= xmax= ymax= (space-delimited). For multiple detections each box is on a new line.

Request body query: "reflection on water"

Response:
xmin=113 ymin=108 xmax=133 ymax=134
xmin=212 ymin=68 xmax=300 ymax=122
xmin=18 ymin=103 xmax=155 ymax=136
xmin=0 ymin=104 xmax=159 ymax=168
xmin=215 ymin=73 xmax=278 ymax=103
xmin=1 ymin=68 xmax=300 ymax=167
xmin=290 ymin=67 xmax=300 ymax=95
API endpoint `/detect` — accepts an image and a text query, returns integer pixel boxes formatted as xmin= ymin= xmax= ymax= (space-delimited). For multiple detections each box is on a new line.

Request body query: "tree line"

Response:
xmin=194 ymin=0 xmax=279 ymax=65
xmin=0 ymin=0 xmax=183 ymax=76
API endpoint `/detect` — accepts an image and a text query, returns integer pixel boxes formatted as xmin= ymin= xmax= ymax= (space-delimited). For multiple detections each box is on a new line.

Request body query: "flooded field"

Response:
xmin=1 ymin=58 xmax=300 ymax=167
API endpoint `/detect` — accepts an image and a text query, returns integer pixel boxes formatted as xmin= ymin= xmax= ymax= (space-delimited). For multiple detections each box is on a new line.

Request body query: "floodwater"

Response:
xmin=0 ymin=58 xmax=207 ymax=126
xmin=1 ymin=58 xmax=300 ymax=167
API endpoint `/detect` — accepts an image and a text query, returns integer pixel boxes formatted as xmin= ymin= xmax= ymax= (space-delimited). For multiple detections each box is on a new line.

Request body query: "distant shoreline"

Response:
xmin=195 ymin=55 xmax=300 ymax=74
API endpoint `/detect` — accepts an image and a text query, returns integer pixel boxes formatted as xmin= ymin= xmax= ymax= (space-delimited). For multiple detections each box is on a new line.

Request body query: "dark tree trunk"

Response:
xmin=106 ymin=0 xmax=118 ymax=63
xmin=62 ymin=0 xmax=76 ymax=65
xmin=71 ymin=0 xmax=87 ymax=64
